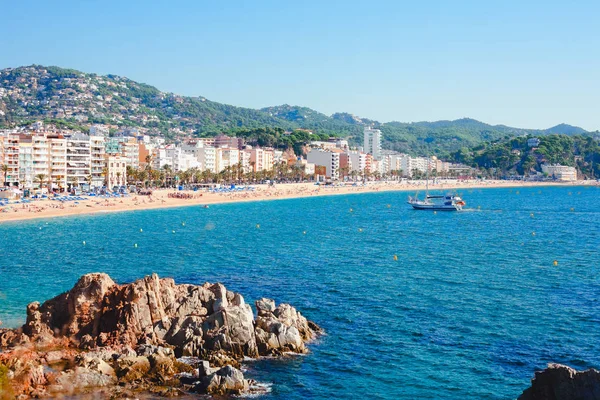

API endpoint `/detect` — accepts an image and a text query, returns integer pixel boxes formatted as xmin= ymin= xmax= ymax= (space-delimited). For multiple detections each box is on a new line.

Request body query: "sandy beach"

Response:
xmin=0 ymin=180 xmax=595 ymax=224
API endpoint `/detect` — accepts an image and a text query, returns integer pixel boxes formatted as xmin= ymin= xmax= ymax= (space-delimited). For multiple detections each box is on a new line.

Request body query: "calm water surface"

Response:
xmin=1 ymin=186 xmax=599 ymax=399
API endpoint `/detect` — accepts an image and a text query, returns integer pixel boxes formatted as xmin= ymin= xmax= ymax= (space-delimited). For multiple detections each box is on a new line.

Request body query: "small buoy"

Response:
xmin=182 ymin=222 xmax=186 ymax=226
xmin=349 ymin=208 xmax=354 ymax=213
xmin=570 ymin=207 xmax=574 ymax=212
xmin=358 ymin=228 xmax=363 ymax=232
xmin=134 ymin=243 xmax=138 ymax=248
xmin=172 ymin=230 xmax=175 ymax=234
xmin=532 ymin=232 xmax=536 ymax=236
xmin=553 ymin=260 xmax=558 ymax=266
xmin=477 ymin=205 xmax=481 ymax=210
xmin=387 ymin=204 xmax=391 ymax=208
xmin=530 ymin=213 xmax=534 ymax=218
xmin=83 ymin=241 xmax=86 ymax=246
xmin=303 ymin=231 xmax=306 ymax=235
xmin=140 ymin=228 xmax=143 ymax=232
xmin=39 ymin=227 xmax=42 ymax=230
xmin=433 ymin=211 xmax=437 ymax=215
xmin=393 ymin=255 xmax=398 ymax=261
xmin=256 ymin=224 xmax=260 ymax=229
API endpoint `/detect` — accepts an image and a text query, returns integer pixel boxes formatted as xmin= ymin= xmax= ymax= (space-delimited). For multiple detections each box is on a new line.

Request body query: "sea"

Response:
xmin=0 ymin=186 xmax=599 ymax=399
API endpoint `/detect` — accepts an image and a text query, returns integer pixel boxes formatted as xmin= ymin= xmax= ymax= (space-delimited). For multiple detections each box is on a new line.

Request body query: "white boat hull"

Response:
xmin=409 ymin=202 xmax=462 ymax=211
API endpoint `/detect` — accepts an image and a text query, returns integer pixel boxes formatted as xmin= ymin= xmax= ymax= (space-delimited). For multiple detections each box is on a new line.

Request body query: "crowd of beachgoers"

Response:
xmin=0 ymin=179 xmax=595 ymax=223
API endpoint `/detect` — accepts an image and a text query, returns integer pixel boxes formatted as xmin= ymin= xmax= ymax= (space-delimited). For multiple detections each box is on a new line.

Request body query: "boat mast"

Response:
xmin=426 ymin=157 xmax=430 ymax=196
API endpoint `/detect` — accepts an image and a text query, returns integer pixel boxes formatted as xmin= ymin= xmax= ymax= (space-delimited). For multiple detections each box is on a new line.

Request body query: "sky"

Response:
xmin=1 ymin=0 xmax=599 ymax=130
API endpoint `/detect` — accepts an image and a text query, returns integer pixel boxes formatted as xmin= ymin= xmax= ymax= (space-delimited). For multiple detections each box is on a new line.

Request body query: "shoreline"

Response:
xmin=0 ymin=180 xmax=596 ymax=224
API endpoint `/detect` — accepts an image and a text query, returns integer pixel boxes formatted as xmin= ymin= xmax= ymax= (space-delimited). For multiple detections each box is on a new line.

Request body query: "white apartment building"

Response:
xmin=541 ymin=164 xmax=577 ymax=181
xmin=347 ymin=151 xmax=367 ymax=173
xmin=32 ymin=134 xmax=50 ymax=183
xmin=66 ymin=133 xmax=91 ymax=187
xmin=47 ymin=135 xmax=67 ymax=190
xmin=307 ymin=149 xmax=340 ymax=179
xmin=401 ymin=156 xmax=431 ymax=177
xmin=363 ymin=127 xmax=382 ymax=160
xmin=119 ymin=138 xmax=140 ymax=170
xmin=18 ymin=139 xmax=34 ymax=189
xmin=106 ymin=155 xmax=127 ymax=188
xmin=240 ymin=149 xmax=252 ymax=173
xmin=4 ymin=134 xmax=21 ymax=186
xmin=199 ymin=146 xmax=216 ymax=173
xmin=90 ymin=136 xmax=106 ymax=189
xmin=220 ymin=148 xmax=240 ymax=171
xmin=152 ymin=147 xmax=172 ymax=170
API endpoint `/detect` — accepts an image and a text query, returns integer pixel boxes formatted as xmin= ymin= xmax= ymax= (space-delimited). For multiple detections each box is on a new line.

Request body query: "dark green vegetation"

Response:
xmin=0 ymin=65 xmax=596 ymax=155
xmin=449 ymin=135 xmax=600 ymax=178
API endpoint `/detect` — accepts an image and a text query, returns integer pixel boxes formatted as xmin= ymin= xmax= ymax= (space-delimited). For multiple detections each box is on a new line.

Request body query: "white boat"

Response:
xmin=407 ymin=158 xmax=466 ymax=211
xmin=408 ymin=193 xmax=466 ymax=211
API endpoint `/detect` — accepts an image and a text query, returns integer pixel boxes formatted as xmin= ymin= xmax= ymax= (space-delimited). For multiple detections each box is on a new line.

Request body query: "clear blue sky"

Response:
xmin=1 ymin=0 xmax=599 ymax=130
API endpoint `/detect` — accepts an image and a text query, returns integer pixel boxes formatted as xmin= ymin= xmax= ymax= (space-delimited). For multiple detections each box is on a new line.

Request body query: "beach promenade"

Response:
xmin=0 ymin=180 xmax=595 ymax=223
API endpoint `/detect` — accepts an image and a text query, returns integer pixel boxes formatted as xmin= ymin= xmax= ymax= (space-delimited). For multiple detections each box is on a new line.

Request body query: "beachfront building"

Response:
xmin=65 ymin=133 xmax=91 ymax=188
xmin=119 ymin=138 xmax=140 ymax=170
xmin=106 ymin=155 xmax=127 ymax=188
xmin=541 ymin=164 xmax=577 ymax=181
xmin=263 ymin=149 xmax=274 ymax=171
xmin=347 ymin=151 xmax=367 ymax=174
xmin=32 ymin=134 xmax=49 ymax=179
xmin=18 ymin=136 xmax=34 ymax=189
xmin=296 ymin=159 xmax=315 ymax=175
xmin=307 ymin=149 xmax=340 ymax=179
xmin=220 ymin=148 xmax=240 ymax=171
xmin=199 ymin=146 xmax=216 ymax=173
xmin=152 ymin=147 xmax=172 ymax=170
xmin=90 ymin=136 xmax=106 ymax=189
xmin=47 ymin=134 xmax=68 ymax=191
xmin=4 ymin=134 xmax=20 ymax=187
xmin=363 ymin=127 xmax=382 ymax=160
xmin=240 ymin=148 xmax=252 ymax=173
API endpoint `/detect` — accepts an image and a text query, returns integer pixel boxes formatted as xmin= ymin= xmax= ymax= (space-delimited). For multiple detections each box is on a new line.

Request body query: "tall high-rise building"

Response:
xmin=66 ymin=133 xmax=91 ymax=187
xmin=363 ymin=127 xmax=382 ymax=160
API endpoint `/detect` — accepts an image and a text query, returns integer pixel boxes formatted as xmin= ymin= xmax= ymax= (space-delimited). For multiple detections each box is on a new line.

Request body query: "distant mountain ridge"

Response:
xmin=0 ymin=65 xmax=592 ymax=155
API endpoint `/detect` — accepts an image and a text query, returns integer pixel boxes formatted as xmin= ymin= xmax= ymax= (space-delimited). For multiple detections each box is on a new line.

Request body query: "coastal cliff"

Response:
xmin=0 ymin=273 xmax=321 ymax=398
xmin=519 ymin=364 xmax=600 ymax=400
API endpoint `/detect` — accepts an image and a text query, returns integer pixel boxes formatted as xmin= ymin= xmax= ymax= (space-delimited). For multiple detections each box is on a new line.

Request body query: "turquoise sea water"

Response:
xmin=1 ymin=186 xmax=599 ymax=399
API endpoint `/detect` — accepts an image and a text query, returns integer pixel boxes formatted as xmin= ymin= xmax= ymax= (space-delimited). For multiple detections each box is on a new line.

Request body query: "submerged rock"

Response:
xmin=0 ymin=273 xmax=321 ymax=398
xmin=519 ymin=363 xmax=600 ymax=400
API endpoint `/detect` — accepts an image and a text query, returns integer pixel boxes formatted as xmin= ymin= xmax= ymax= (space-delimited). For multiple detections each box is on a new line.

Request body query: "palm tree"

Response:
xmin=35 ymin=174 xmax=46 ymax=190
xmin=101 ymin=167 xmax=108 ymax=187
xmin=126 ymin=166 xmax=137 ymax=186
xmin=86 ymin=174 xmax=93 ymax=187
xmin=69 ymin=176 xmax=79 ymax=190
xmin=1 ymin=164 xmax=8 ymax=186
xmin=116 ymin=172 xmax=122 ymax=186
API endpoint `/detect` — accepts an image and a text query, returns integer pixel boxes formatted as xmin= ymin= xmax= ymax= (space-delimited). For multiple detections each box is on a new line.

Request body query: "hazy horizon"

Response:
xmin=2 ymin=1 xmax=598 ymax=130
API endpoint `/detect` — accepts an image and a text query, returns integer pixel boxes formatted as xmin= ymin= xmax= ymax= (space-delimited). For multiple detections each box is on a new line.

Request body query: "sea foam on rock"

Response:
xmin=0 ymin=273 xmax=321 ymax=398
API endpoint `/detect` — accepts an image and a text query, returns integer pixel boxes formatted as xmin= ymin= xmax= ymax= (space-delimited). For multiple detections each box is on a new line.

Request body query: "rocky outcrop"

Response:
xmin=0 ymin=273 xmax=321 ymax=398
xmin=255 ymin=297 xmax=321 ymax=355
xmin=519 ymin=364 xmax=600 ymax=400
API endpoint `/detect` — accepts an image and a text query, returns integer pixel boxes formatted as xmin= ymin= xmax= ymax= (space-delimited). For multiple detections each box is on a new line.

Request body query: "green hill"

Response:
xmin=0 ymin=65 xmax=592 ymax=155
